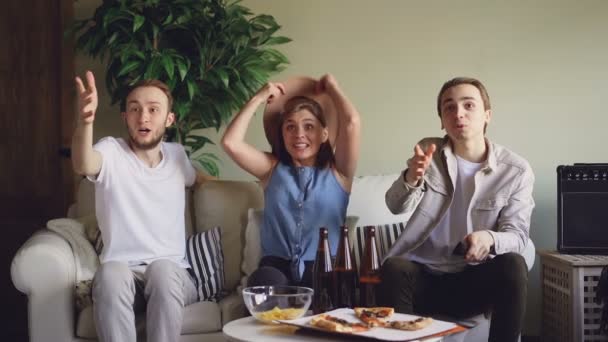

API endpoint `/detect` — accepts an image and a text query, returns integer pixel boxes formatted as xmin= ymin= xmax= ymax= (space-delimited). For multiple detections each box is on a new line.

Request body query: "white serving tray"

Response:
xmin=277 ymin=308 xmax=466 ymax=341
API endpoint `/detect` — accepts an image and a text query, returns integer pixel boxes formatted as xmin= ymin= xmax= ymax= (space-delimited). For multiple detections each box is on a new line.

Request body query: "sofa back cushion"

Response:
xmin=193 ymin=180 xmax=263 ymax=291
xmin=348 ymin=174 xmax=413 ymax=226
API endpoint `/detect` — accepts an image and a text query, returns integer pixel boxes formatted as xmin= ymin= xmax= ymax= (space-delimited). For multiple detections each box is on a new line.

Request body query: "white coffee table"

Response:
xmin=223 ymin=316 xmax=443 ymax=342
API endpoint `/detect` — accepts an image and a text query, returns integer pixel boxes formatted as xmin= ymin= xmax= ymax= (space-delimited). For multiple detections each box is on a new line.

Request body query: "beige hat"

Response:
xmin=263 ymin=76 xmax=338 ymax=152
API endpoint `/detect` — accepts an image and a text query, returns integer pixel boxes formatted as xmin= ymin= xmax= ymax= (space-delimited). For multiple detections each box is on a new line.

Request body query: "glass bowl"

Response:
xmin=242 ymin=285 xmax=313 ymax=323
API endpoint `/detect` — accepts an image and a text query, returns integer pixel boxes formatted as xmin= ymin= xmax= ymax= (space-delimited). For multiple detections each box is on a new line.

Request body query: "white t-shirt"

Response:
xmin=408 ymin=156 xmax=482 ymax=273
xmin=89 ymin=137 xmax=196 ymax=267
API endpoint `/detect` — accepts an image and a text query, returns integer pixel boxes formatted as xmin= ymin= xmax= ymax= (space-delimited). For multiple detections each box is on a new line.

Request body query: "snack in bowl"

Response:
xmin=242 ymin=285 xmax=313 ymax=323
xmin=255 ymin=306 xmax=306 ymax=321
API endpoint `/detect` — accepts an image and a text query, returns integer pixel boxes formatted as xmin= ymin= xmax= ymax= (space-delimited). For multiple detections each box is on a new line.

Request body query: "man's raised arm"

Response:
xmin=72 ymin=71 xmax=102 ymax=176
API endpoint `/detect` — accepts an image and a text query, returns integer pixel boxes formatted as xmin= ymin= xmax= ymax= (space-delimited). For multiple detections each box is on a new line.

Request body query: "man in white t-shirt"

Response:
xmin=379 ymin=77 xmax=535 ymax=342
xmin=72 ymin=71 xmax=214 ymax=342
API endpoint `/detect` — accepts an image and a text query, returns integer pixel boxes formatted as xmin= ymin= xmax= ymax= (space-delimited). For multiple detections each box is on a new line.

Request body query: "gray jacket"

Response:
xmin=384 ymin=136 xmax=535 ymax=260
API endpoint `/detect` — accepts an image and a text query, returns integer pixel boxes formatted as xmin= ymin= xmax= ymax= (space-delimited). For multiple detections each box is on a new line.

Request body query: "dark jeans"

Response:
xmin=247 ymin=256 xmax=314 ymax=289
xmin=377 ymin=253 xmax=528 ymax=342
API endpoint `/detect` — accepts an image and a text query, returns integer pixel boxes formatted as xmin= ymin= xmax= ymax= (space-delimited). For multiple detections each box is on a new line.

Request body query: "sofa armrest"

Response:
xmin=11 ymin=230 xmax=79 ymax=342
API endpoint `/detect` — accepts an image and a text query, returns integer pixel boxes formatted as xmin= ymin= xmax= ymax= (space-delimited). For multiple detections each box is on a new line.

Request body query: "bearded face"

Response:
xmin=122 ymin=86 xmax=174 ymax=151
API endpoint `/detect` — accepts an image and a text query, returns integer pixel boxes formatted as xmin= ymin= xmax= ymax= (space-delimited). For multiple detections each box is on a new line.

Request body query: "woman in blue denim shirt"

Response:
xmin=221 ymin=74 xmax=361 ymax=287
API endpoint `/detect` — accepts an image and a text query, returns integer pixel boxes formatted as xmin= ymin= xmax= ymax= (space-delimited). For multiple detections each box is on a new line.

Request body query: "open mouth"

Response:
xmin=138 ymin=128 xmax=151 ymax=134
xmin=293 ymin=143 xmax=309 ymax=150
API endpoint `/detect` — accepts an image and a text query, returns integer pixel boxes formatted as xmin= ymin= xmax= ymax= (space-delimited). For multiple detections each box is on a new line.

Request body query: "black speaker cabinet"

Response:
xmin=558 ymin=164 xmax=608 ymax=254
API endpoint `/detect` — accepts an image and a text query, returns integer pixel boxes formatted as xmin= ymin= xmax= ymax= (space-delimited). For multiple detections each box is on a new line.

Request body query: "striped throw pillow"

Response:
xmin=186 ymin=226 xmax=225 ymax=302
xmin=353 ymin=223 xmax=407 ymax=274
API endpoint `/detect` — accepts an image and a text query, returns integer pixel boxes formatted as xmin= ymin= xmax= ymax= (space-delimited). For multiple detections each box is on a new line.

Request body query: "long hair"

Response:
xmin=273 ymin=96 xmax=335 ymax=168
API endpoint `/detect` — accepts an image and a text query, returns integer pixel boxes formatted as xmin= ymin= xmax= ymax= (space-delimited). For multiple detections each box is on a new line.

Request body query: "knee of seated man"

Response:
xmin=144 ymin=260 xmax=184 ymax=299
xmin=145 ymin=259 xmax=180 ymax=284
xmin=93 ymin=261 xmax=133 ymax=299
xmin=492 ymin=253 xmax=528 ymax=288
xmin=381 ymin=257 xmax=419 ymax=279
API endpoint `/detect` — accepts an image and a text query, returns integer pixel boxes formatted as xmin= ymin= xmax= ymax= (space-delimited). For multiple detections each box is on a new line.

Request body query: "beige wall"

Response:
xmin=75 ymin=0 xmax=608 ymax=335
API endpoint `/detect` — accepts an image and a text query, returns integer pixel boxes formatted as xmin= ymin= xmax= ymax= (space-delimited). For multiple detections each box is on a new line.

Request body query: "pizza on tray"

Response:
xmin=309 ymin=314 xmax=370 ymax=333
xmin=386 ymin=316 xmax=434 ymax=331
xmin=310 ymin=307 xmax=434 ymax=333
xmin=353 ymin=307 xmax=395 ymax=327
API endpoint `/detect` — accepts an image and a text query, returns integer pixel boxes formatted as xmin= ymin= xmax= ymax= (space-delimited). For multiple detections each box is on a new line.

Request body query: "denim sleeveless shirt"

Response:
xmin=262 ymin=162 xmax=349 ymax=281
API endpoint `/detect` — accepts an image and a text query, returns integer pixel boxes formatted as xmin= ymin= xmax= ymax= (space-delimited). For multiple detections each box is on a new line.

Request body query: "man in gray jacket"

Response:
xmin=379 ymin=77 xmax=534 ymax=342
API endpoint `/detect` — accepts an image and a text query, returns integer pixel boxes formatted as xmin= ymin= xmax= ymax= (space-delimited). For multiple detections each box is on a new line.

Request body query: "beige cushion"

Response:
xmin=181 ymin=301 xmax=222 ymax=333
xmin=241 ymin=208 xmax=263 ymax=280
xmin=193 ymin=180 xmax=263 ymax=291
xmin=218 ymin=292 xmax=247 ymax=324
xmin=76 ymin=301 xmax=223 ymax=338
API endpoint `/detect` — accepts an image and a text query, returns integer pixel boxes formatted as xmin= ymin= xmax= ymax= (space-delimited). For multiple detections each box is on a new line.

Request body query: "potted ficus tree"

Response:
xmin=69 ymin=0 xmax=290 ymax=175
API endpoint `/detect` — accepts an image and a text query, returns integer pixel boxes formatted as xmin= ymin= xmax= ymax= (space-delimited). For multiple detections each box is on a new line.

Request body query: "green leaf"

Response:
xmin=175 ymin=58 xmax=188 ymax=80
xmin=117 ymin=60 xmax=141 ymax=77
xmin=167 ymin=77 xmax=177 ymax=91
xmin=263 ymin=49 xmax=289 ymax=64
xmin=107 ymin=32 xmax=119 ymax=45
xmin=103 ymin=8 xmax=131 ymax=29
xmin=187 ymin=79 xmax=197 ymax=100
xmin=263 ymin=36 xmax=291 ymax=46
xmin=161 ymin=54 xmax=175 ymax=79
xmin=185 ymin=135 xmax=215 ymax=151
xmin=251 ymin=14 xmax=277 ymax=28
xmin=133 ymin=15 xmax=145 ymax=32
xmin=192 ymin=153 xmax=220 ymax=177
xmin=162 ymin=12 xmax=174 ymax=25
xmin=144 ymin=56 xmax=162 ymax=80
xmin=215 ymin=68 xmax=229 ymax=88
xmin=173 ymin=101 xmax=187 ymax=121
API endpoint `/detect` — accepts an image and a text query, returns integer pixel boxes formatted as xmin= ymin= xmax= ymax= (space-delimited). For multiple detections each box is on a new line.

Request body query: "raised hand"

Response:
xmin=75 ymin=71 xmax=98 ymax=125
xmin=257 ymin=82 xmax=285 ymax=104
xmin=404 ymin=143 xmax=436 ymax=186
xmin=463 ymin=231 xmax=495 ymax=262
xmin=316 ymin=73 xmax=339 ymax=94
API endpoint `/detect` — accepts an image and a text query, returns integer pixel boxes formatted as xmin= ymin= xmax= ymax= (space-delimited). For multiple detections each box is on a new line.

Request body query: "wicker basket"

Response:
xmin=540 ymin=251 xmax=608 ymax=342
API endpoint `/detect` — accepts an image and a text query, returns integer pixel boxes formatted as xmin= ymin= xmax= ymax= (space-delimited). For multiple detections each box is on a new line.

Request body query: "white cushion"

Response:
xmin=348 ymin=174 xmax=412 ymax=226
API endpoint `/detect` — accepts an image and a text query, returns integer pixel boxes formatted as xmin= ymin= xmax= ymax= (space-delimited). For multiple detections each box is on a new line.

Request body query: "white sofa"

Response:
xmin=11 ymin=174 xmax=535 ymax=342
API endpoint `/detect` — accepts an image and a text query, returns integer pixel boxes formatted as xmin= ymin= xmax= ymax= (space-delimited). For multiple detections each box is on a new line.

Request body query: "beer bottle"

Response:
xmin=334 ymin=225 xmax=357 ymax=308
xmin=359 ymin=225 xmax=381 ymax=307
xmin=312 ymin=227 xmax=336 ymax=314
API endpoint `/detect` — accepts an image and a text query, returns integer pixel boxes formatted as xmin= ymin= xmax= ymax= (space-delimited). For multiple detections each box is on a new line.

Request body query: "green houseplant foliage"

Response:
xmin=70 ymin=0 xmax=291 ymax=175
